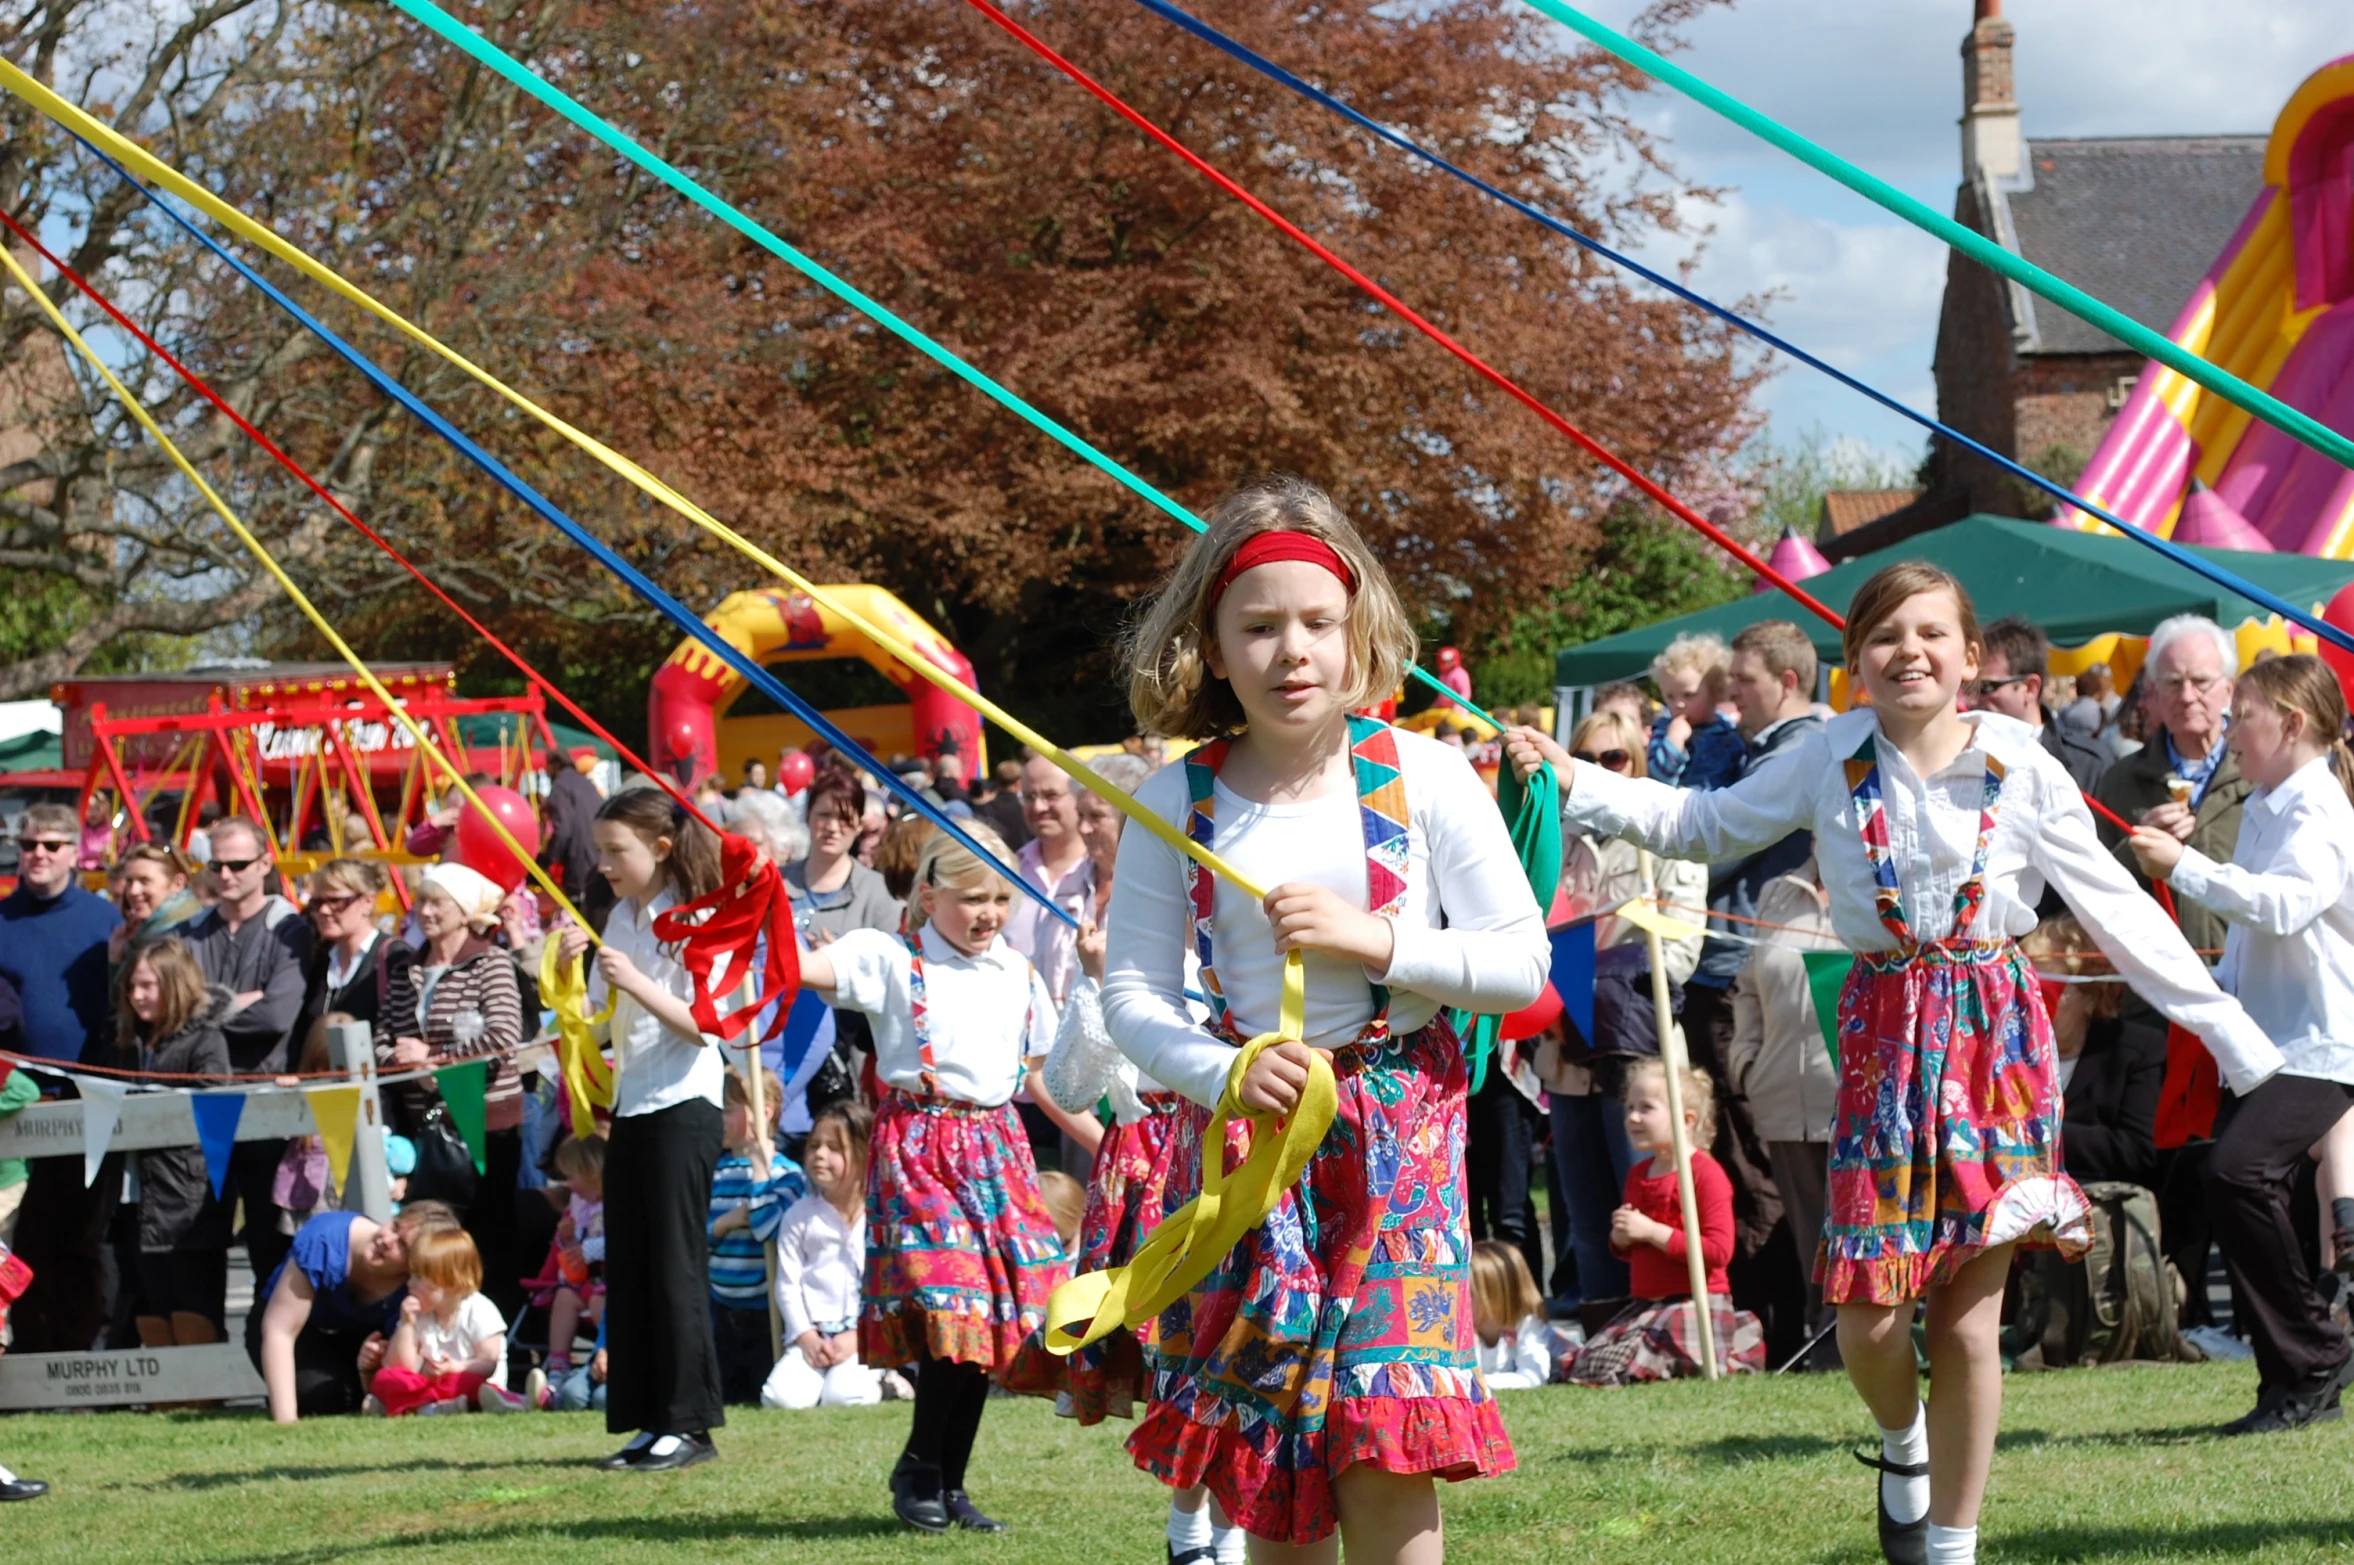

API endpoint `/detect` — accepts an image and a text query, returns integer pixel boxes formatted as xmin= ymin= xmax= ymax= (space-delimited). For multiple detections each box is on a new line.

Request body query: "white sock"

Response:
xmin=1879 ymin=1406 xmax=1929 ymax=1526
xmin=1211 ymin=1520 xmax=1247 ymax=1565
xmin=1167 ymin=1500 xmax=1212 ymax=1553
xmin=645 ymin=1434 xmax=683 ymax=1458
xmin=1925 ymin=1522 xmax=1977 ymax=1564
xmin=0 ymin=1463 xmax=15 ymax=1484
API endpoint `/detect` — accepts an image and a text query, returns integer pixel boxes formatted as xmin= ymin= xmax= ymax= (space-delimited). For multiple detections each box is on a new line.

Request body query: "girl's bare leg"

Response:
xmin=1836 ymin=1298 xmax=1919 ymax=1429
xmin=2312 ymin=1108 xmax=2354 ymax=1266
xmin=1920 ymin=1243 xmax=2015 ymax=1529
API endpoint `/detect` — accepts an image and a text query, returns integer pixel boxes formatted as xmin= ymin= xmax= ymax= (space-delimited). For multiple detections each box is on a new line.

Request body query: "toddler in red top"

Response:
xmin=1564 ymin=1059 xmax=1765 ymax=1384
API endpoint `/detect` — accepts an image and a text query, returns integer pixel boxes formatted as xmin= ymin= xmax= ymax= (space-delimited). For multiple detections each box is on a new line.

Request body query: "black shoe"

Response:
xmin=631 ymin=1432 xmax=716 ymax=1473
xmin=597 ymin=1434 xmax=654 ymax=1470
xmin=1167 ymin=1547 xmax=1215 ymax=1564
xmin=0 ymin=1476 xmax=48 ymax=1502
xmin=892 ymin=1462 xmax=951 ymax=1534
xmin=2232 ymin=1352 xmax=2354 ymax=1435
xmin=1854 ymin=1451 xmax=1928 ymax=1565
xmin=944 ymin=1488 xmax=1007 ymax=1532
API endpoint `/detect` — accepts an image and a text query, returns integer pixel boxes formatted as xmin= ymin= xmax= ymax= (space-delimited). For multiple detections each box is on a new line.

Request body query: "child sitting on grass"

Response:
xmin=763 ymin=1100 xmax=908 ymax=1409
xmin=1563 ymin=1060 xmax=1765 ymax=1384
xmin=1470 ymin=1239 xmax=1564 ymax=1390
xmin=709 ymin=1068 xmax=805 ymax=1406
xmin=539 ymin=1133 xmax=606 ymax=1385
xmin=368 ymin=1227 xmax=528 ymax=1414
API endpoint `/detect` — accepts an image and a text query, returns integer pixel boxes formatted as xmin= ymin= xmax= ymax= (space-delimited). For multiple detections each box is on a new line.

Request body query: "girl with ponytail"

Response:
xmin=2131 ymin=652 xmax=2354 ymax=1434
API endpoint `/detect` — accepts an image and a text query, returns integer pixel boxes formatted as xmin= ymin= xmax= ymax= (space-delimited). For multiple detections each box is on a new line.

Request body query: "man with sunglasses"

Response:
xmin=0 ymin=801 xmax=122 ymax=1351
xmin=1969 ymin=617 xmax=2110 ymax=797
xmin=180 ymin=816 xmax=314 ymax=1290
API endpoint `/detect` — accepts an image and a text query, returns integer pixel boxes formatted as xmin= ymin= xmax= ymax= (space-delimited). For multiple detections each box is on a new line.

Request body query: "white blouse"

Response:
xmin=2169 ymin=755 xmax=2354 ymax=1085
xmin=1102 ymin=728 xmax=1550 ymax=1109
xmin=1560 ymin=708 xmax=2281 ymax=1094
xmin=825 ymin=924 xmax=1057 ymax=1107
xmin=593 ymin=889 xmax=729 ymax=1117
xmin=773 ymin=1192 xmax=865 ymax=1342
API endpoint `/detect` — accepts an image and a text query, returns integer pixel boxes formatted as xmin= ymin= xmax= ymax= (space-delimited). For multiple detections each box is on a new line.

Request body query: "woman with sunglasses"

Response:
xmin=1534 ymin=710 xmax=1709 ymax=1314
xmin=296 ymin=858 xmax=415 ymax=1051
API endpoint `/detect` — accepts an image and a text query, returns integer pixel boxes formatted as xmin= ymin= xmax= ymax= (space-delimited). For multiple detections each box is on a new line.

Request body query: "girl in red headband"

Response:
xmin=1102 ymin=477 xmax=1549 ymax=1561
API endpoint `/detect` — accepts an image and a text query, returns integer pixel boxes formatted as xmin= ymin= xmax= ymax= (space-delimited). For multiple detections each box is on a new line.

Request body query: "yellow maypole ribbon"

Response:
xmin=540 ymin=936 xmax=618 ymax=1137
xmin=1043 ymin=951 xmax=1334 ymax=1354
xmin=0 ymin=241 xmax=606 ymax=982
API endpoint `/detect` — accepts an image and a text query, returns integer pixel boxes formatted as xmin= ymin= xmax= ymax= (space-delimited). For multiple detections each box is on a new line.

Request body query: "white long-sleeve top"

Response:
xmin=2168 ymin=755 xmax=2354 ymax=1085
xmin=824 ymin=924 xmax=1058 ymax=1107
xmin=1561 ymin=708 xmax=2282 ymax=1094
xmin=1042 ymin=973 xmax=1175 ymax=1124
xmin=593 ymin=889 xmax=729 ymax=1117
xmin=1476 ymin=1316 xmax=1556 ymax=1390
xmin=1103 ymin=728 xmax=1550 ymax=1109
xmin=772 ymin=1191 xmax=865 ymax=1342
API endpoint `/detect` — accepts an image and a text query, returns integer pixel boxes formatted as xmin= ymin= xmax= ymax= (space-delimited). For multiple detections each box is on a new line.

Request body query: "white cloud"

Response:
xmin=1539 ymin=0 xmax=2352 ymax=452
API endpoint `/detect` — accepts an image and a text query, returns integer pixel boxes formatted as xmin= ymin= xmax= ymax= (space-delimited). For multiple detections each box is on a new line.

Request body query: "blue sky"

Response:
xmin=1555 ymin=0 xmax=2351 ymax=467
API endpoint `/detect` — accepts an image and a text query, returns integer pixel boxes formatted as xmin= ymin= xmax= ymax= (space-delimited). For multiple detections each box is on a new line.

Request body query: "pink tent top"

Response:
xmin=1752 ymin=526 xmax=1833 ymax=593
xmin=2171 ymin=479 xmax=2274 ymax=552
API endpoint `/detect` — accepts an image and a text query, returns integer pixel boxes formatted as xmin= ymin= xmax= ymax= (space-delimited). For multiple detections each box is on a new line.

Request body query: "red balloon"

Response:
xmin=2322 ymin=583 xmax=2354 ymax=704
xmin=450 ymin=785 xmax=542 ymax=893
xmin=776 ymin=749 xmax=815 ymax=796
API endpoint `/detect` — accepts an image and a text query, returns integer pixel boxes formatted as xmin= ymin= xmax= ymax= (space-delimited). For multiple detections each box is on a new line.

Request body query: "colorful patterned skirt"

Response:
xmin=1065 ymin=1093 xmax=1197 ymax=1426
xmin=1562 ymin=1295 xmax=1765 ymax=1385
xmin=1821 ymin=939 xmax=2090 ymax=1306
xmin=1127 ymin=1020 xmax=1512 ymax=1546
xmin=861 ymin=1091 xmax=1071 ymax=1395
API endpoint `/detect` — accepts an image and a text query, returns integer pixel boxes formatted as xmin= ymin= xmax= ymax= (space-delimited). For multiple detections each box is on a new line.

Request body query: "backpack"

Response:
xmin=2011 ymin=1181 xmax=2193 ymax=1368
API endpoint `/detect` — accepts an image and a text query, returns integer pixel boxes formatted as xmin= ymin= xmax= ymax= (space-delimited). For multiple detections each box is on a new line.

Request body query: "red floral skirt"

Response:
xmin=1065 ymin=1093 xmax=1194 ymax=1426
xmin=1821 ymin=940 xmax=2090 ymax=1305
xmin=1127 ymin=1021 xmax=1512 ymax=1545
xmin=860 ymin=1091 xmax=1069 ymax=1395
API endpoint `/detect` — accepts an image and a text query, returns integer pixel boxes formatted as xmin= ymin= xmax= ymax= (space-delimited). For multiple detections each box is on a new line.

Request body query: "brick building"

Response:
xmin=1851 ymin=2 xmax=2267 ymax=555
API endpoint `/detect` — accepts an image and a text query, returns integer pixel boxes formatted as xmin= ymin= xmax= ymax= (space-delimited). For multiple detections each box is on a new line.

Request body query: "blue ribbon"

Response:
xmin=1125 ymin=0 xmax=2354 ymax=659
xmin=68 ymin=133 xmax=1075 ymax=929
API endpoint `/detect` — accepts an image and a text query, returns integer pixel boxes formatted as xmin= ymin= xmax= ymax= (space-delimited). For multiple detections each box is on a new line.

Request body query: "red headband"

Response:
xmin=1207 ymin=530 xmax=1357 ymax=612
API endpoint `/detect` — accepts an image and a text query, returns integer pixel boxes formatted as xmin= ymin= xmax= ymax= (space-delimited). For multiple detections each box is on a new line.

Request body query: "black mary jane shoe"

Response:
xmin=1854 ymin=1450 xmax=1928 ymax=1565
xmin=0 ymin=1475 xmax=48 ymax=1503
xmin=943 ymin=1488 xmax=1007 ymax=1533
xmin=892 ymin=1461 xmax=952 ymax=1534
xmin=597 ymin=1434 xmax=654 ymax=1471
xmin=631 ymin=1432 xmax=716 ymax=1473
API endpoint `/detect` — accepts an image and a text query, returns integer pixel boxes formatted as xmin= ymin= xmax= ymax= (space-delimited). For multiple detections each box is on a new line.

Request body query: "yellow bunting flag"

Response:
xmin=305 ymin=1085 xmax=363 ymax=1194
xmin=1614 ymin=897 xmax=1706 ymax=944
xmin=1044 ymin=952 xmax=1335 ymax=1354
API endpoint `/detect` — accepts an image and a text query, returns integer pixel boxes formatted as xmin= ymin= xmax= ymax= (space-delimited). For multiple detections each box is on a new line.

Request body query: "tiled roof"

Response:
xmin=2001 ymin=136 xmax=2266 ymax=356
xmin=1819 ymin=488 xmax=1924 ymax=539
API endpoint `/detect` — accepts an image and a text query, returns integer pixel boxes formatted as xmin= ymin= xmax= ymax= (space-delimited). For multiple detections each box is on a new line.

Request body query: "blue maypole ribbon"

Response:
xmin=69 ymin=133 xmax=1074 ymax=928
xmin=1126 ymin=0 xmax=2354 ymax=659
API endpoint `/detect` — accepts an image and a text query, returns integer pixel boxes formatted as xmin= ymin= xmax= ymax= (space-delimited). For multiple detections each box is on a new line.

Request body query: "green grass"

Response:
xmin=6 ymin=1360 xmax=2351 ymax=1562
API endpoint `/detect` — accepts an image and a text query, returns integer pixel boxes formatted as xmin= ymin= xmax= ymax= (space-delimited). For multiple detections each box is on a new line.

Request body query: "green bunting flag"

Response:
xmin=434 ymin=1058 xmax=490 ymax=1173
xmin=1799 ymin=951 xmax=1855 ymax=1065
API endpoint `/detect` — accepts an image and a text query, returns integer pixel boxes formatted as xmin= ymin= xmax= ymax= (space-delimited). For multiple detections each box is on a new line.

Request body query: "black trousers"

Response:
xmin=241 ymin=1301 xmax=371 ymax=1416
xmin=133 ymin=1246 xmax=229 ymax=1329
xmin=604 ymin=1098 xmax=725 ymax=1437
xmin=1465 ymin=1069 xmax=1546 ymax=1292
xmin=2206 ymin=1073 xmax=2354 ymax=1392
xmin=9 ymin=1150 xmax=118 ymax=1352
xmin=461 ymin=1127 xmax=525 ymax=1328
xmin=711 ymin=1301 xmax=775 ymax=1406
xmin=228 ymin=1138 xmax=293 ymax=1298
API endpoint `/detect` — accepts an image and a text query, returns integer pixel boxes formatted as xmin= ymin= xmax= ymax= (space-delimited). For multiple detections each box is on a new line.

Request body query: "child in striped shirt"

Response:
xmin=707 ymin=1067 xmax=804 ymax=1404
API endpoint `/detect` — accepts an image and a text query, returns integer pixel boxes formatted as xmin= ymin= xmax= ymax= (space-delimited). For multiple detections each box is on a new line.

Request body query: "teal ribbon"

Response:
xmin=1519 ymin=0 xmax=2354 ymax=478
xmin=1454 ymin=759 xmax=1560 ymax=1090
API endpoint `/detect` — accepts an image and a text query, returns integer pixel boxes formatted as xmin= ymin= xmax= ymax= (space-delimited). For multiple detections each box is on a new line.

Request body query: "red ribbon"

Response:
xmin=651 ymin=833 xmax=801 ymax=1045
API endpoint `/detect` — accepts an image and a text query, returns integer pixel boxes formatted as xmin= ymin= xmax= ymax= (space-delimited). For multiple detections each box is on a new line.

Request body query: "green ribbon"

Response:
xmin=1455 ymin=759 xmax=1561 ymax=1091
xmin=434 ymin=1058 xmax=490 ymax=1174
xmin=1518 ymin=0 xmax=2354 ymax=477
xmin=1800 ymin=950 xmax=1854 ymax=1067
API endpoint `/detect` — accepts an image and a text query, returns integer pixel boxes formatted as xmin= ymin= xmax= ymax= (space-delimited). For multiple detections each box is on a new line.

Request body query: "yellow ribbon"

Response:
xmin=1043 ymin=950 xmax=1336 ymax=1354
xmin=540 ymin=936 xmax=618 ymax=1138
xmin=0 ymin=60 xmax=1259 ymax=913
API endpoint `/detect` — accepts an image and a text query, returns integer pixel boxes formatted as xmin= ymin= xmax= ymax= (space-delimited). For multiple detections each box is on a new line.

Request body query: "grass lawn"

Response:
xmin=6 ymin=1358 xmax=2351 ymax=1562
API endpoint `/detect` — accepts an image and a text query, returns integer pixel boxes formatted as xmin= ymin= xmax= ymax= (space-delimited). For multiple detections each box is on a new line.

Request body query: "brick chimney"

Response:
xmin=1960 ymin=0 xmax=2021 ymax=183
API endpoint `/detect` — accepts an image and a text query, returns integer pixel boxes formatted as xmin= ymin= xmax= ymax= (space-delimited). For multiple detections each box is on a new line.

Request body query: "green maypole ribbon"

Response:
xmin=1455 ymin=758 xmax=1561 ymax=1091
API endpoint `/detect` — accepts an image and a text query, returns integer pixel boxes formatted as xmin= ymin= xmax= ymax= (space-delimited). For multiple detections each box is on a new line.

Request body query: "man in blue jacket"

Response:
xmin=0 ymin=802 xmax=121 ymax=1352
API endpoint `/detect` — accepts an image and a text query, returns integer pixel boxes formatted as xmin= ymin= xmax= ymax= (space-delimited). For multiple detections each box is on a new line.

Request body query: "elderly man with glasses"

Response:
xmin=0 ymin=801 xmax=123 ymax=1352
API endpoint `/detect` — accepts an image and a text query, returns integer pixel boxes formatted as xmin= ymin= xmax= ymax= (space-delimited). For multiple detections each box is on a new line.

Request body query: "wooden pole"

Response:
xmin=733 ymin=980 xmax=787 ymax=1364
xmin=1639 ymin=848 xmax=1718 ymax=1380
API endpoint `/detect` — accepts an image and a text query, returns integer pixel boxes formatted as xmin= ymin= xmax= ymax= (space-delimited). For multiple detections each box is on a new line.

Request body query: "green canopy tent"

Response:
xmin=1554 ymin=515 xmax=2354 ymax=691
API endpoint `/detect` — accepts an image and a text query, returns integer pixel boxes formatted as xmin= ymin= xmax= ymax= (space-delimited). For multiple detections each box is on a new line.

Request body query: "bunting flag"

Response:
xmin=1550 ymin=922 xmax=1598 ymax=1049
xmin=306 ymin=1084 xmax=363 ymax=1194
xmin=77 ymin=1077 xmax=126 ymax=1188
xmin=772 ymin=987 xmax=834 ymax=1082
xmin=1614 ymin=896 xmax=1707 ymax=944
xmin=1800 ymin=951 xmax=1855 ymax=1065
xmin=188 ymin=1093 xmax=246 ymax=1200
xmin=435 ymin=1059 xmax=490 ymax=1174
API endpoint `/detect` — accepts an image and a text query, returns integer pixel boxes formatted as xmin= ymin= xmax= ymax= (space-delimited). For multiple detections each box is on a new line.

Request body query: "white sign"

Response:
xmin=0 ymin=1345 xmax=266 ymax=1409
xmin=0 ymin=1089 xmax=318 ymax=1158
